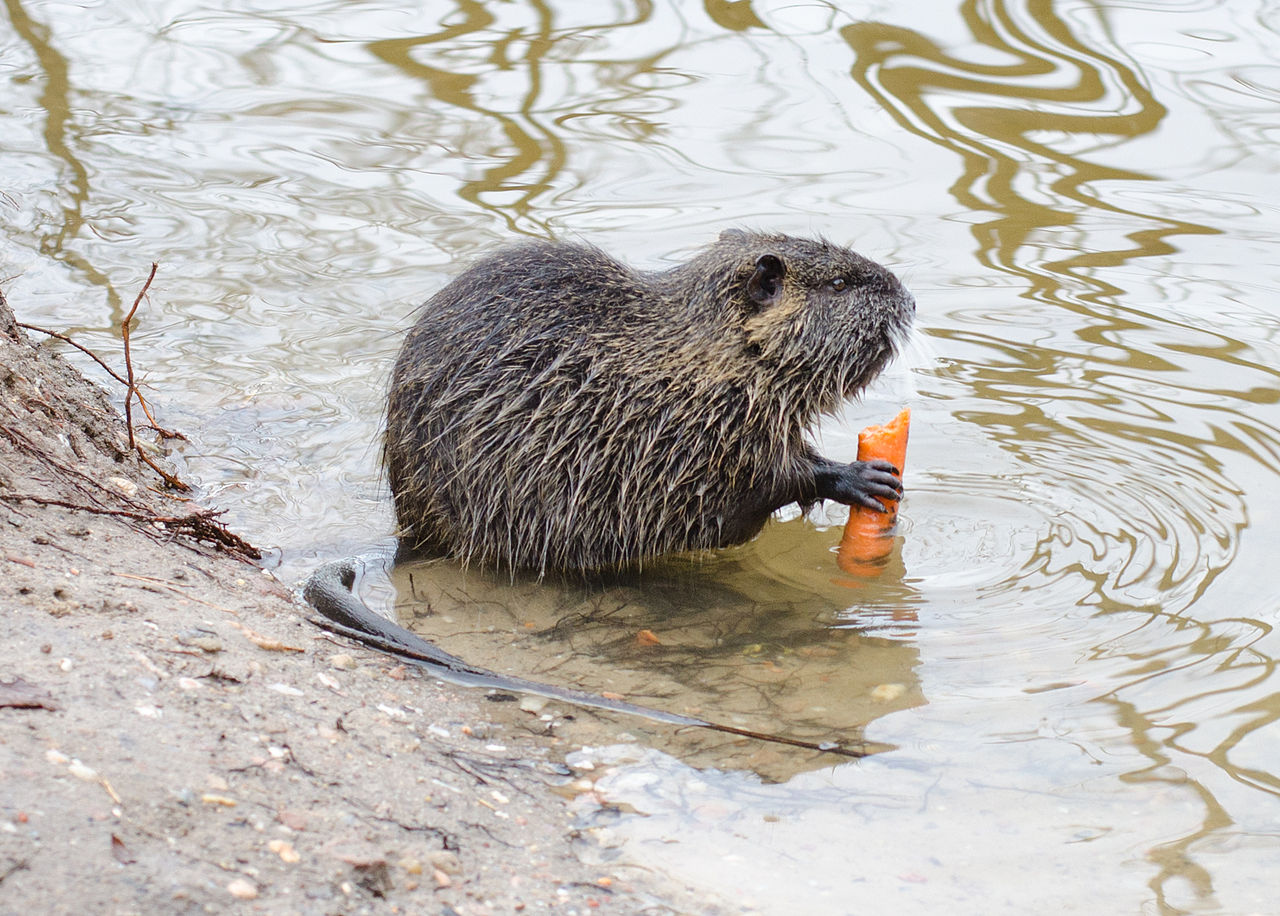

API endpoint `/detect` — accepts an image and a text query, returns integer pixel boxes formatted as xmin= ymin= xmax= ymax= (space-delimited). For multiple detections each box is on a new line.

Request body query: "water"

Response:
xmin=4 ymin=0 xmax=1279 ymax=912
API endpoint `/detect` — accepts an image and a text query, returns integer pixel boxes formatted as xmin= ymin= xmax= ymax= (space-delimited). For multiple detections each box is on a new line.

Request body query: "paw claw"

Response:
xmin=812 ymin=457 xmax=905 ymax=510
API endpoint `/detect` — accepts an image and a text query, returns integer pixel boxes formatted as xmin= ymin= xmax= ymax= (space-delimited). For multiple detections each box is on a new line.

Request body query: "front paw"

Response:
xmin=821 ymin=459 xmax=903 ymax=512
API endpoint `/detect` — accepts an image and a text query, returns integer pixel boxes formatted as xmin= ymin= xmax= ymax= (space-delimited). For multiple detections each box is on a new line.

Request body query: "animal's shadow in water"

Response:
xmin=390 ymin=530 xmax=924 ymax=779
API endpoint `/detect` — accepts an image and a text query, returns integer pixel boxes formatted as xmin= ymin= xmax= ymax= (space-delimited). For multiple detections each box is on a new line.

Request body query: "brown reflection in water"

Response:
xmin=843 ymin=2 xmax=1279 ymax=903
xmin=704 ymin=0 xmax=765 ymax=32
xmin=367 ymin=4 xmax=551 ymax=233
xmin=1101 ymin=609 xmax=1280 ymax=910
xmin=367 ymin=1 xmax=669 ymax=236
xmin=839 ymin=1 xmax=1267 ymax=610
xmin=4 ymin=0 xmax=121 ymax=314
xmin=392 ymin=556 xmax=922 ymax=781
xmin=842 ymin=0 xmax=1217 ymax=301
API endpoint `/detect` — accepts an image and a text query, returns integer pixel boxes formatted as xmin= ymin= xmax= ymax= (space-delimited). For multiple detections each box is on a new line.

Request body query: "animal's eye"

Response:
xmin=828 ymin=277 xmax=847 ymax=292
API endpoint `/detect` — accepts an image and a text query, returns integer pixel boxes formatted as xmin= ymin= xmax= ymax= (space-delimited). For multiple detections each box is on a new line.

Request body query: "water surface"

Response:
xmin=4 ymin=0 xmax=1279 ymax=912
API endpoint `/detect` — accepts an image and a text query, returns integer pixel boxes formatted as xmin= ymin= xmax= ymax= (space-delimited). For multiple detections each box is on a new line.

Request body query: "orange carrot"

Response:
xmin=836 ymin=407 xmax=910 ymax=573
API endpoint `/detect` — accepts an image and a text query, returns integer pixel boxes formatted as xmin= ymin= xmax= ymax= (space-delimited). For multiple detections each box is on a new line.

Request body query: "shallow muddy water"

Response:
xmin=4 ymin=0 xmax=1280 ymax=912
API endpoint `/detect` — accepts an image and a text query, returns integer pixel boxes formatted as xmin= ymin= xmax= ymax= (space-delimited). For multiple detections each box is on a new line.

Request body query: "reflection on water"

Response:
xmin=3 ymin=0 xmax=118 ymax=309
xmin=392 ymin=520 xmax=923 ymax=781
xmin=5 ymin=0 xmax=1280 ymax=911
xmin=368 ymin=4 xmax=567 ymax=234
xmin=844 ymin=0 xmax=1220 ymax=294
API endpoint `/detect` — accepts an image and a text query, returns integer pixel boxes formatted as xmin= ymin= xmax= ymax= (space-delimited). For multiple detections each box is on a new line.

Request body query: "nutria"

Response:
xmin=385 ymin=229 xmax=915 ymax=573
xmin=304 ymin=229 xmax=914 ymax=754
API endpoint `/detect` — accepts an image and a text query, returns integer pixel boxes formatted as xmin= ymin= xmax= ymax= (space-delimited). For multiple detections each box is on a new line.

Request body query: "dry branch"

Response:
xmin=19 ymin=263 xmax=188 ymax=489
xmin=120 ymin=263 xmax=155 ymax=450
xmin=12 ymin=322 xmax=128 ymax=386
xmin=0 ymin=493 xmax=261 ymax=561
xmin=5 ymin=265 xmax=260 ymax=562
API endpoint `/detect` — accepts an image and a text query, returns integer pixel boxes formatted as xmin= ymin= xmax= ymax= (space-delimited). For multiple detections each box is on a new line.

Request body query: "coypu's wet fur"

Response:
xmin=385 ymin=229 xmax=915 ymax=574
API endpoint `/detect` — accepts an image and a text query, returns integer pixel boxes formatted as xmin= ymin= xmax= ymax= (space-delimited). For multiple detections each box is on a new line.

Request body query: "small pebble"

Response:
xmin=328 ymin=654 xmax=356 ymax=671
xmin=429 ymin=850 xmax=462 ymax=875
xmin=268 ymin=839 xmax=300 ymax=863
xmin=276 ymin=810 xmax=307 ymax=831
xmin=226 ymin=878 xmax=258 ymax=900
xmin=177 ymin=630 xmax=223 ymax=653
xmin=67 ymin=759 xmax=98 ymax=781
xmin=107 ymin=477 xmax=138 ymax=497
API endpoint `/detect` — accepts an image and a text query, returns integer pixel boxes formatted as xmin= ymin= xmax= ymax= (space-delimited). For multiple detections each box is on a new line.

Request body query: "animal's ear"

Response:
xmin=746 ymin=254 xmax=785 ymax=308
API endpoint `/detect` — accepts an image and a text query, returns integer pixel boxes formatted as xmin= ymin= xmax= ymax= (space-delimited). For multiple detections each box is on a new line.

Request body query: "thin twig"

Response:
xmin=116 ymin=264 xmax=188 ymax=490
xmin=5 ymin=267 xmax=258 ymax=560
xmin=14 ymin=323 xmax=129 ymax=386
xmin=17 ymin=320 xmax=182 ymax=443
xmin=0 ymin=858 xmax=30 ymax=885
xmin=17 ymin=269 xmax=186 ymax=481
xmin=141 ymin=423 xmax=188 ymax=443
xmin=134 ymin=444 xmax=189 ymax=491
xmin=0 ymin=422 xmax=120 ymax=512
xmin=0 ymin=491 xmax=184 ymax=521
xmin=121 ymin=263 xmax=157 ymax=451
xmin=0 ymin=493 xmax=261 ymax=561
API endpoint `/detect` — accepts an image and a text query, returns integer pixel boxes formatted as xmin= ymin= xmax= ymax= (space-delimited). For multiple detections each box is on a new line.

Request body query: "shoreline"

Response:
xmin=0 ymin=291 xmax=729 ymax=914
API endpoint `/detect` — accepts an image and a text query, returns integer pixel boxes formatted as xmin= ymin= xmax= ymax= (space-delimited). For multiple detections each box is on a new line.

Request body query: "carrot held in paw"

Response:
xmin=837 ymin=407 xmax=910 ymax=574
